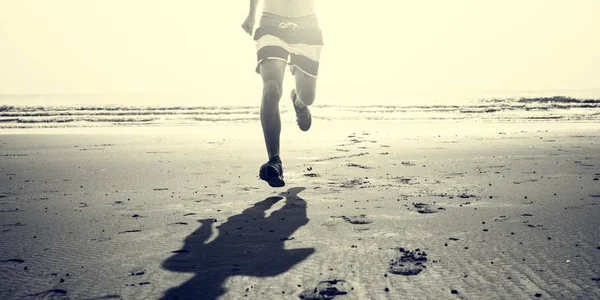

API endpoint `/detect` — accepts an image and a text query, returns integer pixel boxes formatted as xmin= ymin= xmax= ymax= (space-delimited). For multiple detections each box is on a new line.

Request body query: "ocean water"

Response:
xmin=0 ymin=96 xmax=599 ymax=130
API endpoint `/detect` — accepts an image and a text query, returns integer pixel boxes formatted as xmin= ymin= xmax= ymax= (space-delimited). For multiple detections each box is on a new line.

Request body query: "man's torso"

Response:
xmin=262 ymin=0 xmax=316 ymax=18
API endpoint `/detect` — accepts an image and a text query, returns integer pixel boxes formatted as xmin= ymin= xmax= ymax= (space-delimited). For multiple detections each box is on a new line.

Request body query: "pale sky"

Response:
xmin=1 ymin=0 xmax=599 ymax=106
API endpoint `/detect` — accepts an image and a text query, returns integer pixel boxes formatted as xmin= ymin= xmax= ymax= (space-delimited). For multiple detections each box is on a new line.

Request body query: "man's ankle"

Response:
xmin=294 ymin=99 xmax=307 ymax=109
xmin=269 ymin=154 xmax=281 ymax=163
xmin=291 ymin=89 xmax=306 ymax=109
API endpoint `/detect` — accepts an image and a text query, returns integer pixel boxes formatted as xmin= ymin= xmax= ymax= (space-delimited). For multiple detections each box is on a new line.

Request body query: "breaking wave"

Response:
xmin=1 ymin=96 xmax=598 ymax=129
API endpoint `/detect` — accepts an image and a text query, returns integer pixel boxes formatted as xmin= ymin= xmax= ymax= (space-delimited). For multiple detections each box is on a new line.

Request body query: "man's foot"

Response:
xmin=259 ymin=155 xmax=285 ymax=187
xmin=291 ymin=89 xmax=312 ymax=131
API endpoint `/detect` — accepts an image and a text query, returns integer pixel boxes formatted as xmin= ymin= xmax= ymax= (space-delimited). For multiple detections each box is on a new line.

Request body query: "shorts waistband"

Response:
xmin=259 ymin=12 xmax=319 ymax=29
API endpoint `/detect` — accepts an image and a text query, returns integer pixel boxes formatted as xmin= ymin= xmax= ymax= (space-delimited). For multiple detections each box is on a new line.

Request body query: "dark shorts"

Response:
xmin=254 ymin=12 xmax=324 ymax=77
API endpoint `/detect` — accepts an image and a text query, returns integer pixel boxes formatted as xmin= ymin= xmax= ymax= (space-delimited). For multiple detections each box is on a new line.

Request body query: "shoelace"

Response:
xmin=279 ymin=22 xmax=300 ymax=30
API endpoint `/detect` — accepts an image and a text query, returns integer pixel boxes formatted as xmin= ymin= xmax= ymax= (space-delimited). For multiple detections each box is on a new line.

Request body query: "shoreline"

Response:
xmin=1 ymin=118 xmax=600 ymax=135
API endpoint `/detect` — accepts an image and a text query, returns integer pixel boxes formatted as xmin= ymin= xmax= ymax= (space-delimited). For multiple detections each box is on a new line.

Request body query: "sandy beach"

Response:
xmin=1 ymin=120 xmax=599 ymax=299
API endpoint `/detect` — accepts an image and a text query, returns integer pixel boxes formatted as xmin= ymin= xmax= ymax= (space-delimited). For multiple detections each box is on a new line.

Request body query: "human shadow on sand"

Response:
xmin=161 ymin=187 xmax=314 ymax=300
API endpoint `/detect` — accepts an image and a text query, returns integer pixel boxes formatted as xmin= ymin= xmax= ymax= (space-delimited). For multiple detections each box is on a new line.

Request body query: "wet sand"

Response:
xmin=1 ymin=120 xmax=599 ymax=299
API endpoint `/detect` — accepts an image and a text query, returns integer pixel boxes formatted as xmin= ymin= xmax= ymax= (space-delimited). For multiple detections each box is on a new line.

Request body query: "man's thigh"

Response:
xmin=293 ymin=70 xmax=317 ymax=93
xmin=259 ymin=59 xmax=288 ymax=84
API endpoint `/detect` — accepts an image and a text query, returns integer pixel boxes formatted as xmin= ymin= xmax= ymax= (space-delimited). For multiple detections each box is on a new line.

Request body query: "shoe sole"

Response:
xmin=291 ymin=89 xmax=311 ymax=132
xmin=259 ymin=164 xmax=285 ymax=188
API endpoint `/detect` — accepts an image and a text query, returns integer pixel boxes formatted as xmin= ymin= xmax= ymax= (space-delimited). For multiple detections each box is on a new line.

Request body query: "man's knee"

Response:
xmin=297 ymin=88 xmax=316 ymax=106
xmin=262 ymin=80 xmax=283 ymax=104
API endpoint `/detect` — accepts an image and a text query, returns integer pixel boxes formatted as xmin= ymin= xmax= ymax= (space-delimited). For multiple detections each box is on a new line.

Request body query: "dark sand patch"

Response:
xmin=353 ymin=227 xmax=370 ymax=233
xmin=389 ymin=248 xmax=428 ymax=276
xmin=130 ymin=268 xmax=146 ymax=276
xmin=575 ymin=161 xmax=595 ymax=167
xmin=346 ymin=163 xmax=371 ymax=169
xmin=118 ymin=229 xmax=142 ymax=234
xmin=168 ymin=222 xmax=188 ymax=226
xmin=299 ymin=279 xmax=350 ymax=300
xmin=458 ymin=193 xmax=475 ymax=199
xmin=394 ymin=177 xmax=414 ymax=184
xmin=412 ymin=203 xmax=437 ymax=214
xmin=563 ymin=203 xmax=599 ymax=210
xmin=332 ymin=214 xmax=373 ymax=225
xmin=0 ymin=258 xmax=25 ymax=264
xmin=2 ymin=222 xmax=26 ymax=227
xmin=494 ymin=215 xmax=509 ymax=222
xmin=340 ymin=178 xmax=371 ymax=188
xmin=241 ymin=187 xmax=259 ymax=191
xmin=513 ymin=179 xmax=539 ymax=184
xmin=26 ymin=289 xmax=68 ymax=298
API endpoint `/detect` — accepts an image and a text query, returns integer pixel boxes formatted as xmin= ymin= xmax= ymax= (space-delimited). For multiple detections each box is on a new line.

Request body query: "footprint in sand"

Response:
xmin=2 ymin=222 xmax=26 ymax=227
xmin=332 ymin=214 xmax=373 ymax=225
xmin=0 ymin=258 xmax=25 ymax=264
xmin=26 ymin=289 xmax=68 ymax=299
xmin=388 ymin=248 xmax=428 ymax=276
xmin=346 ymin=163 xmax=371 ymax=169
xmin=118 ymin=229 xmax=141 ymax=234
xmin=411 ymin=203 xmax=438 ymax=214
xmin=340 ymin=178 xmax=371 ymax=188
xmin=299 ymin=279 xmax=351 ymax=300
xmin=513 ymin=179 xmax=539 ymax=184
xmin=167 ymin=222 xmax=188 ymax=226
xmin=130 ymin=267 xmax=146 ymax=276
xmin=394 ymin=177 xmax=414 ymax=185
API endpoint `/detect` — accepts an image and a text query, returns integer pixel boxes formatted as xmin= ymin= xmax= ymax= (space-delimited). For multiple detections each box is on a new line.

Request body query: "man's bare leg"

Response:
xmin=258 ymin=59 xmax=287 ymax=187
xmin=259 ymin=59 xmax=287 ymax=159
xmin=291 ymin=70 xmax=317 ymax=131
xmin=294 ymin=71 xmax=317 ymax=107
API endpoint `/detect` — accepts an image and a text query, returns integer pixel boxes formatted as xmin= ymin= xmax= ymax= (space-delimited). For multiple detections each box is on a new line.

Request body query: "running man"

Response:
xmin=242 ymin=0 xmax=324 ymax=188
